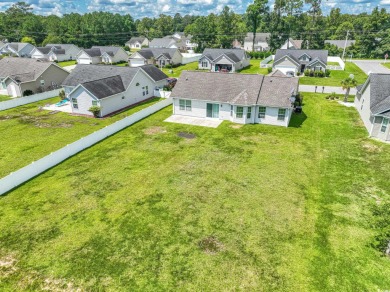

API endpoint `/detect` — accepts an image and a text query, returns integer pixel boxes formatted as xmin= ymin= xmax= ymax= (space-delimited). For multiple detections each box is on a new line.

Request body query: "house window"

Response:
xmin=40 ymin=80 xmax=45 ymax=86
xmin=257 ymin=107 xmax=266 ymax=119
xmin=236 ymin=106 xmax=243 ymax=118
xmin=202 ymin=61 xmax=208 ymax=67
xmin=142 ymin=87 xmax=145 ymax=96
xmin=247 ymin=107 xmax=252 ymax=119
xmin=179 ymin=99 xmax=191 ymax=111
xmin=278 ymin=109 xmax=286 ymax=121
xmin=72 ymin=98 xmax=78 ymax=109
xmin=92 ymin=100 xmax=98 ymax=106
xmin=230 ymin=105 xmax=233 ymax=117
xmin=381 ymin=118 xmax=389 ymax=133
xmin=146 ymin=86 xmax=149 ymax=95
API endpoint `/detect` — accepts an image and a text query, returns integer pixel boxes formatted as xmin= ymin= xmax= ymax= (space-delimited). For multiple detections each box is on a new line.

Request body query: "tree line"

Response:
xmin=0 ymin=1 xmax=389 ymax=58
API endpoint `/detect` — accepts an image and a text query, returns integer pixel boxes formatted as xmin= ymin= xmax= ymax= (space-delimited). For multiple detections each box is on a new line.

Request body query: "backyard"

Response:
xmin=0 ymin=97 xmax=162 ymax=178
xmin=57 ymin=60 xmax=77 ymax=67
xmin=300 ymin=62 xmax=367 ymax=86
xmin=0 ymin=95 xmax=11 ymax=102
xmin=238 ymin=59 xmax=269 ymax=75
xmin=161 ymin=61 xmax=199 ymax=78
xmin=1 ymin=93 xmax=390 ymax=291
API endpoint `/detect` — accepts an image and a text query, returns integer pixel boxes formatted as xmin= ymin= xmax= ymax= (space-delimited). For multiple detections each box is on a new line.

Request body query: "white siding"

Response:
xmin=198 ymin=57 xmax=212 ymax=70
xmin=69 ymin=86 xmax=96 ymax=116
xmin=111 ymin=49 xmax=129 ymax=63
xmin=31 ymin=49 xmax=47 ymax=59
xmin=354 ymin=84 xmax=374 ymax=133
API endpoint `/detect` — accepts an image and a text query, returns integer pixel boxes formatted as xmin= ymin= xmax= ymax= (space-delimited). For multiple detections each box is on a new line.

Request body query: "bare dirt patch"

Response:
xmin=362 ymin=142 xmax=382 ymax=153
xmin=178 ymin=132 xmax=196 ymax=139
xmin=199 ymin=236 xmax=224 ymax=254
xmin=0 ymin=254 xmax=18 ymax=278
xmin=143 ymin=126 xmax=167 ymax=135
xmin=231 ymin=124 xmax=243 ymax=129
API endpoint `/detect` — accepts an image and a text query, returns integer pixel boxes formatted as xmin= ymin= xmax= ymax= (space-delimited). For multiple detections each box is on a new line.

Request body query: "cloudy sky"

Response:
xmin=0 ymin=0 xmax=389 ymax=18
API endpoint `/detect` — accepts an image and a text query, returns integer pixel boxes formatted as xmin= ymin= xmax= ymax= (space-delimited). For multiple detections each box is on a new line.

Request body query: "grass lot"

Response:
xmin=0 ymin=97 xmax=162 ymax=178
xmin=238 ymin=59 xmax=269 ymax=75
xmin=115 ymin=63 xmax=128 ymax=67
xmin=1 ymin=93 xmax=390 ymax=290
xmin=57 ymin=60 xmax=77 ymax=67
xmin=300 ymin=62 xmax=367 ymax=86
xmin=0 ymin=95 xmax=12 ymax=102
xmin=382 ymin=63 xmax=390 ymax=69
xmin=162 ymin=62 xmax=200 ymax=78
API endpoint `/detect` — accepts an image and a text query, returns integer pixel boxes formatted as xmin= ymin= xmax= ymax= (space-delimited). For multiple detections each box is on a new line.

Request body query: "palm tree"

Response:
xmin=341 ymin=77 xmax=358 ymax=102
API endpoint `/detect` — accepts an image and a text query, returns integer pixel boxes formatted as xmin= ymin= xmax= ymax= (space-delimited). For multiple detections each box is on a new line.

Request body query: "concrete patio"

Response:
xmin=164 ymin=115 xmax=223 ymax=128
xmin=42 ymin=102 xmax=73 ymax=113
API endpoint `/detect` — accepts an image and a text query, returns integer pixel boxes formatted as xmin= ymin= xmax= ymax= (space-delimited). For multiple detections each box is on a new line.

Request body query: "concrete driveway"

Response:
xmin=63 ymin=65 xmax=77 ymax=72
xmin=352 ymin=60 xmax=390 ymax=75
xmin=165 ymin=115 xmax=223 ymax=128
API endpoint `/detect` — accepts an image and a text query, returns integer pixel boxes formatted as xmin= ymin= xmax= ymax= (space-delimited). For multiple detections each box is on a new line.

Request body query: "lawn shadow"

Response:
xmin=289 ymin=111 xmax=307 ymax=128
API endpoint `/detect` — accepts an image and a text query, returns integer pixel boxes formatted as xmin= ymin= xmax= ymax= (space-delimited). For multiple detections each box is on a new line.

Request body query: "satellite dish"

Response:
xmin=349 ymin=74 xmax=355 ymax=79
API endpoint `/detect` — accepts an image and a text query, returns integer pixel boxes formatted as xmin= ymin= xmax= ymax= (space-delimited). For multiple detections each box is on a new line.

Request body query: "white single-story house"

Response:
xmin=280 ymin=38 xmax=304 ymax=50
xmin=198 ymin=48 xmax=250 ymax=73
xmin=0 ymin=57 xmax=69 ymax=97
xmin=273 ymin=49 xmax=328 ymax=76
xmin=170 ymin=71 xmax=299 ymax=127
xmin=129 ymin=48 xmax=183 ymax=67
xmin=126 ymin=37 xmax=149 ymax=49
xmin=62 ymin=64 xmax=168 ymax=117
xmin=0 ymin=42 xmax=35 ymax=57
xmin=76 ymin=46 xmax=128 ymax=65
xmin=149 ymin=38 xmax=178 ymax=49
xmin=244 ymin=33 xmax=271 ymax=52
xmin=31 ymin=44 xmax=81 ymax=62
xmin=355 ymin=73 xmax=390 ymax=142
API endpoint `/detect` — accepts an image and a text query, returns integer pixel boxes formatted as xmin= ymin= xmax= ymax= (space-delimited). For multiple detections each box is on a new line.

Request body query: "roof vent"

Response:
xmin=186 ymin=77 xmax=188 ymax=81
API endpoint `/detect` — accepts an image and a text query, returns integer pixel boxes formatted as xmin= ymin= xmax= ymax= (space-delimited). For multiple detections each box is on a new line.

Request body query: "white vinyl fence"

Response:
xmin=260 ymin=55 xmax=274 ymax=68
xmin=0 ymin=98 xmax=173 ymax=195
xmin=182 ymin=53 xmax=202 ymax=65
xmin=0 ymin=89 xmax=61 ymax=111
xmin=154 ymin=89 xmax=171 ymax=98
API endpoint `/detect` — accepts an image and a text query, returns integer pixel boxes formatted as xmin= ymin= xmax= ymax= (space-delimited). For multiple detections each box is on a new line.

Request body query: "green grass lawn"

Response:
xmin=382 ymin=63 xmax=390 ymax=69
xmin=161 ymin=62 xmax=200 ymax=78
xmin=0 ymin=95 xmax=12 ymax=102
xmin=238 ymin=59 xmax=269 ymax=75
xmin=57 ymin=60 xmax=77 ymax=67
xmin=0 ymin=97 xmax=162 ymax=178
xmin=300 ymin=62 xmax=367 ymax=86
xmin=115 ymin=63 xmax=128 ymax=67
xmin=1 ymin=93 xmax=390 ymax=291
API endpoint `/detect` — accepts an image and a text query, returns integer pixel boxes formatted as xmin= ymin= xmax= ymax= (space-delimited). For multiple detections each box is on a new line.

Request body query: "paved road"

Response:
xmin=299 ymin=85 xmax=356 ymax=95
xmin=352 ymin=60 xmax=390 ymax=75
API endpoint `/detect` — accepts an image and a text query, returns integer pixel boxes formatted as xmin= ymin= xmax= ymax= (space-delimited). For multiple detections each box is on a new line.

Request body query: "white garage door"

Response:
xmin=130 ymin=59 xmax=145 ymax=67
xmin=78 ymin=58 xmax=91 ymax=65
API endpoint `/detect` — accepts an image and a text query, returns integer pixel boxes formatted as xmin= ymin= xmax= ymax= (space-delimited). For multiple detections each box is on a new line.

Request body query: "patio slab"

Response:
xmin=164 ymin=115 xmax=223 ymax=128
xmin=43 ymin=103 xmax=73 ymax=113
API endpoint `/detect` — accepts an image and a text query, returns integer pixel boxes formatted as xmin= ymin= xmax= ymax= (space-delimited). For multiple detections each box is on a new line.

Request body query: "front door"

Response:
xmin=207 ymin=103 xmax=219 ymax=118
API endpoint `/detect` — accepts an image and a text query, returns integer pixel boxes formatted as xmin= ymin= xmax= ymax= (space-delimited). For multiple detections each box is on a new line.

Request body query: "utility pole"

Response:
xmin=342 ymin=30 xmax=349 ymax=61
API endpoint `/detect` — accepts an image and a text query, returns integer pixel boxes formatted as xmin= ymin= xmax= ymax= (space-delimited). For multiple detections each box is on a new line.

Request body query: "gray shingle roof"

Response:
xmin=82 ymin=75 xmax=125 ymax=99
xmin=126 ymin=37 xmax=147 ymax=45
xmin=7 ymin=42 xmax=29 ymax=52
xmin=92 ymin=46 xmax=122 ymax=55
xmin=171 ymin=71 xmax=298 ymax=107
xmin=140 ymin=64 xmax=169 ymax=82
xmin=136 ymin=48 xmax=179 ymax=60
xmin=36 ymin=47 xmax=52 ymax=55
xmin=366 ymin=74 xmax=390 ymax=115
xmin=83 ymin=48 xmax=102 ymax=57
xmin=62 ymin=64 xmax=167 ymax=97
xmin=150 ymin=38 xmax=177 ymax=48
xmin=0 ymin=57 xmax=55 ymax=80
xmin=285 ymin=38 xmax=303 ymax=49
xmin=325 ymin=40 xmax=356 ymax=48
xmin=274 ymin=49 xmax=328 ymax=65
xmin=269 ymin=69 xmax=287 ymax=77
xmin=245 ymin=33 xmax=271 ymax=43
xmin=201 ymin=48 xmax=248 ymax=64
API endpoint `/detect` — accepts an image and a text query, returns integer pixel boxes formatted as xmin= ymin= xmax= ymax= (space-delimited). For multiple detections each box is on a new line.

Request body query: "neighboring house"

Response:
xmin=45 ymin=44 xmax=81 ymax=61
xmin=198 ymin=48 xmax=250 ymax=73
xmin=0 ymin=42 xmax=35 ymax=57
xmin=0 ymin=57 xmax=69 ymax=97
xmin=76 ymin=46 xmax=128 ymax=65
xmin=62 ymin=64 xmax=168 ymax=117
xmin=171 ymin=71 xmax=299 ymax=127
xmin=31 ymin=47 xmax=52 ymax=60
xmin=355 ymin=73 xmax=390 ymax=142
xmin=150 ymin=33 xmax=197 ymax=52
xmin=129 ymin=48 xmax=183 ymax=67
xmin=273 ymin=49 xmax=328 ymax=76
xmin=244 ymin=33 xmax=271 ymax=51
xmin=232 ymin=39 xmax=242 ymax=49
xmin=325 ymin=40 xmax=356 ymax=49
xmin=126 ymin=37 xmax=149 ymax=49
xmin=280 ymin=38 xmax=304 ymax=50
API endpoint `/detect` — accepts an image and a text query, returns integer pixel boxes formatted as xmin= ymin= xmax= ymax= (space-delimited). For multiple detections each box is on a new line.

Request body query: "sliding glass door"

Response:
xmin=206 ymin=103 xmax=219 ymax=118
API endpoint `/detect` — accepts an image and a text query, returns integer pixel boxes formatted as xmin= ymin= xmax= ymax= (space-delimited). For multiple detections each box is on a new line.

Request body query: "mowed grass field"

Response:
xmin=382 ymin=63 xmax=390 ymax=69
xmin=238 ymin=59 xmax=269 ymax=75
xmin=1 ymin=93 xmax=390 ymax=290
xmin=300 ymin=62 xmax=367 ymax=86
xmin=0 ymin=97 xmax=162 ymax=178
xmin=0 ymin=95 xmax=12 ymax=102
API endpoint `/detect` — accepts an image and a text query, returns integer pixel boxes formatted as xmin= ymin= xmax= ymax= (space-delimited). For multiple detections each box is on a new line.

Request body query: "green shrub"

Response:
xmin=325 ymin=69 xmax=331 ymax=77
xmin=267 ymin=67 xmax=272 ymax=73
xmin=88 ymin=106 xmax=101 ymax=118
xmin=59 ymin=90 xmax=66 ymax=100
xmin=304 ymin=69 xmax=310 ymax=76
xmin=23 ymin=90 xmax=34 ymax=96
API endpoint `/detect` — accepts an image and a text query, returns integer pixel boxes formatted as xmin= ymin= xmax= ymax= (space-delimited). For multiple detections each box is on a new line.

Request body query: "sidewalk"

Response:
xmin=299 ymin=85 xmax=357 ymax=95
